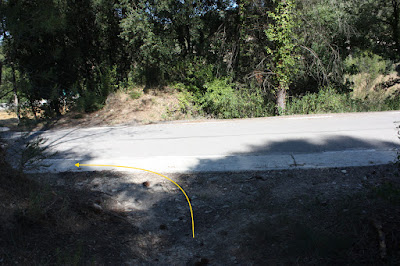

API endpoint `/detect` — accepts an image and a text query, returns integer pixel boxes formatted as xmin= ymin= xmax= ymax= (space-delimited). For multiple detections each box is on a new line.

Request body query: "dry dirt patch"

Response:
xmin=25 ymin=164 xmax=400 ymax=265
xmin=0 ymin=110 xmax=18 ymax=128
xmin=52 ymin=88 xmax=196 ymax=130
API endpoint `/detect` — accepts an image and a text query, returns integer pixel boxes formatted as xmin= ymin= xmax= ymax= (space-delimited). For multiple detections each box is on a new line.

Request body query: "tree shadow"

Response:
xmin=187 ymin=134 xmax=399 ymax=172
xmin=2 ymin=128 xmax=400 ymax=264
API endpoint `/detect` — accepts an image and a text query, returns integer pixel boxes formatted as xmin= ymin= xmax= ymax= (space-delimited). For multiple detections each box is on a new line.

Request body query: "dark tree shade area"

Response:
xmin=0 ymin=0 xmax=399 ymax=118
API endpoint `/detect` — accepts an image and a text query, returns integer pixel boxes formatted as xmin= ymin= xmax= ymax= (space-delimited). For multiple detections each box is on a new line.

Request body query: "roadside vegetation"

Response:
xmin=0 ymin=0 xmax=399 ymax=127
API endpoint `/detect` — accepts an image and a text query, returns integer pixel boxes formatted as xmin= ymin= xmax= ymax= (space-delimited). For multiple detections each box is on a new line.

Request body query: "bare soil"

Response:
xmin=0 ymin=88 xmax=201 ymax=131
xmin=43 ymin=88 xmax=199 ymax=131
xmin=2 ymin=164 xmax=398 ymax=265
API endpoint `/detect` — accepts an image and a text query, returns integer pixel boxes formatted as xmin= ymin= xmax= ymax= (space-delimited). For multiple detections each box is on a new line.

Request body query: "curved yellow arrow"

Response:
xmin=75 ymin=163 xmax=195 ymax=238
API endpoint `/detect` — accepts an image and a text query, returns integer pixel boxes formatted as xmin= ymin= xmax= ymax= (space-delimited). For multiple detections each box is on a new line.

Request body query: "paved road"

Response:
xmin=3 ymin=111 xmax=400 ymax=172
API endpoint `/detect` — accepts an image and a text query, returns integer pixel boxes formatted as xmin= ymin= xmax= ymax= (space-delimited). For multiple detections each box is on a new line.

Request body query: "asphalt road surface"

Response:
xmin=3 ymin=111 xmax=400 ymax=173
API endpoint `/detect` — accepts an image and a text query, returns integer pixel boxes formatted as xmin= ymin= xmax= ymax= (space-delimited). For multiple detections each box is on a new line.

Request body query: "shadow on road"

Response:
xmin=2 ymin=127 xmax=400 ymax=264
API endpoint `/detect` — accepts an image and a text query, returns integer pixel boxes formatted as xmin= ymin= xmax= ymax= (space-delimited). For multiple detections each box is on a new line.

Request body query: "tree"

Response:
xmin=265 ymin=0 xmax=299 ymax=114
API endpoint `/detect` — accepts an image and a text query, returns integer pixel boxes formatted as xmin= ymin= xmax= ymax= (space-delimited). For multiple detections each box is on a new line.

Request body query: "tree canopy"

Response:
xmin=0 ymin=0 xmax=399 ymax=117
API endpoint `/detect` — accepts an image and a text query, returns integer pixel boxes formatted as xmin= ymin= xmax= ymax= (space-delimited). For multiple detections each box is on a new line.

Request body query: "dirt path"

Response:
xmin=32 ymin=164 xmax=400 ymax=265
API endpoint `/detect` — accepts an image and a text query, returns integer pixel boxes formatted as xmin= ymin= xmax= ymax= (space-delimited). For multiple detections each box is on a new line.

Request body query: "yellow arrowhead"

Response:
xmin=75 ymin=163 xmax=80 ymax=167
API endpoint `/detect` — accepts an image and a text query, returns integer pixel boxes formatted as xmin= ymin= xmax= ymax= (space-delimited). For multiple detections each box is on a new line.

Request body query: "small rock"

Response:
xmin=92 ymin=203 xmax=103 ymax=212
xmin=222 ymin=205 xmax=230 ymax=208
xmin=363 ymin=176 xmax=368 ymax=181
xmin=143 ymin=181 xmax=150 ymax=187
xmin=204 ymin=210 xmax=212 ymax=214
xmin=332 ymin=181 xmax=336 ymax=185
xmin=341 ymin=170 xmax=347 ymax=174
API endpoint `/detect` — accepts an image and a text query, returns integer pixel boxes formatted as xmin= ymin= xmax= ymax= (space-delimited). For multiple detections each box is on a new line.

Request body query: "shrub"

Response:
xmin=344 ymin=51 xmax=393 ymax=92
xmin=175 ymin=86 xmax=202 ymax=116
xmin=286 ymin=87 xmax=359 ymax=115
xmin=202 ymin=78 xmax=240 ymax=118
xmin=201 ymin=78 xmax=269 ymax=119
xmin=75 ymin=66 xmax=118 ymax=113
xmin=171 ymin=56 xmax=214 ymax=94
xmin=345 ymin=51 xmax=391 ymax=77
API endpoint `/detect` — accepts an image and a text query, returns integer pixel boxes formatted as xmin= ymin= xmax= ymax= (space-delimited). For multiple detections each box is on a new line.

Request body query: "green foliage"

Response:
xmin=202 ymin=78 xmax=240 ymax=118
xmin=171 ymin=57 xmax=214 ymax=94
xmin=76 ymin=65 xmax=118 ymax=113
xmin=265 ymin=0 xmax=300 ymax=90
xmin=77 ymin=90 xmax=105 ymax=113
xmin=129 ymin=91 xmax=142 ymax=100
xmin=345 ymin=51 xmax=392 ymax=79
xmin=286 ymin=86 xmax=400 ymax=115
xmin=285 ymin=87 xmax=361 ymax=114
xmin=2 ymin=0 xmax=400 ymax=118
xmin=287 ymin=87 xmax=344 ymax=114
xmin=201 ymin=78 xmax=269 ymax=119
xmin=175 ymin=85 xmax=202 ymax=116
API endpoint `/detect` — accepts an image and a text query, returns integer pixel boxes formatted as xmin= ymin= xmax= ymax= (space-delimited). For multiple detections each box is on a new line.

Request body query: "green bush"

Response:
xmin=344 ymin=51 xmax=393 ymax=91
xmin=286 ymin=87 xmax=360 ymax=115
xmin=171 ymin=56 xmax=214 ymax=94
xmin=76 ymin=90 xmax=106 ymax=113
xmin=344 ymin=51 xmax=391 ymax=77
xmin=201 ymin=78 xmax=269 ymax=119
xmin=75 ymin=66 xmax=118 ymax=113
xmin=285 ymin=86 xmax=400 ymax=115
xmin=176 ymin=86 xmax=202 ymax=116
xmin=202 ymin=78 xmax=240 ymax=118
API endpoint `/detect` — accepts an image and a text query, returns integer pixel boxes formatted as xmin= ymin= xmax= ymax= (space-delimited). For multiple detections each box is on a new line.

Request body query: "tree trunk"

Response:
xmin=11 ymin=64 xmax=20 ymax=123
xmin=392 ymin=0 xmax=400 ymax=53
xmin=29 ymin=97 xmax=38 ymax=121
xmin=233 ymin=0 xmax=243 ymax=74
xmin=276 ymin=85 xmax=287 ymax=115
xmin=0 ymin=60 xmax=3 ymax=86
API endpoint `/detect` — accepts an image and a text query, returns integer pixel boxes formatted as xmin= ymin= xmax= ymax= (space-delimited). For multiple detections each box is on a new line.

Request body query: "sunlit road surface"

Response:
xmin=4 ymin=111 xmax=400 ymax=173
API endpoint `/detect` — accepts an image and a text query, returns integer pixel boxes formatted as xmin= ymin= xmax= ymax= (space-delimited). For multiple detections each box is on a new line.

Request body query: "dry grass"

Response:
xmin=351 ymin=71 xmax=400 ymax=101
xmin=52 ymin=87 xmax=195 ymax=129
xmin=0 ymin=110 xmax=18 ymax=128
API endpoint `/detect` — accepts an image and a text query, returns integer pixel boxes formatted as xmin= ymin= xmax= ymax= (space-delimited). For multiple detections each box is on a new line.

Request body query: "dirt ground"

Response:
xmin=0 ymin=110 xmax=18 ymax=128
xmin=0 ymin=88 xmax=200 ymax=131
xmin=5 ymin=164 xmax=395 ymax=265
